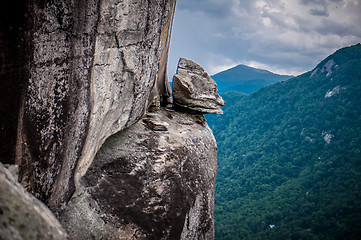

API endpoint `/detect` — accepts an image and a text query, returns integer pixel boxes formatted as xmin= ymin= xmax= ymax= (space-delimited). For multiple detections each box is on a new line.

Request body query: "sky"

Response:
xmin=168 ymin=0 xmax=361 ymax=78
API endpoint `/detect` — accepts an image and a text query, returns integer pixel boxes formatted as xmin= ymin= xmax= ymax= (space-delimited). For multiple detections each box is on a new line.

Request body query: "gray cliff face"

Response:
xmin=12 ymin=0 xmax=176 ymax=211
xmin=0 ymin=1 xmax=222 ymax=239
xmin=61 ymin=109 xmax=217 ymax=240
xmin=0 ymin=163 xmax=67 ymax=240
xmin=75 ymin=0 xmax=176 ymax=188
xmin=16 ymin=0 xmax=101 ymax=211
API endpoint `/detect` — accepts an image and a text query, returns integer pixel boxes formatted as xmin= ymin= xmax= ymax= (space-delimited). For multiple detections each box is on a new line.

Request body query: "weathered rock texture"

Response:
xmin=173 ymin=58 xmax=225 ymax=114
xmin=60 ymin=109 xmax=217 ymax=239
xmin=15 ymin=0 xmax=102 ymax=213
xmin=0 ymin=1 xmax=223 ymax=239
xmin=75 ymin=0 xmax=176 ymax=187
xmin=0 ymin=163 xmax=68 ymax=240
xmin=8 ymin=0 xmax=176 ymax=212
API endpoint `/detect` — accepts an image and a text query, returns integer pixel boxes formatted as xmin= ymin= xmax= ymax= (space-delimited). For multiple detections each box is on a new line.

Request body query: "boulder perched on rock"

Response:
xmin=0 ymin=163 xmax=67 ymax=240
xmin=60 ymin=109 xmax=217 ymax=240
xmin=172 ymin=58 xmax=225 ymax=114
xmin=1 ymin=1 xmax=221 ymax=239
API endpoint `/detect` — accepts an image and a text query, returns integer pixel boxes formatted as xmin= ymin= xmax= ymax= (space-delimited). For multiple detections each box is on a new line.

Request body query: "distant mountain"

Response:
xmin=211 ymin=64 xmax=293 ymax=94
xmin=207 ymin=43 xmax=361 ymax=239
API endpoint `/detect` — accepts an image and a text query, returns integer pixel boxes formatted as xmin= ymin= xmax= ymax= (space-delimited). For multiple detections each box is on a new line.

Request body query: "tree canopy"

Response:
xmin=207 ymin=44 xmax=361 ymax=240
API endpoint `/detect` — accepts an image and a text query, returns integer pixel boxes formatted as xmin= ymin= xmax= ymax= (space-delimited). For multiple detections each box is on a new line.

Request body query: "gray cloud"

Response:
xmin=168 ymin=0 xmax=361 ymax=77
xmin=309 ymin=7 xmax=329 ymax=16
xmin=299 ymin=0 xmax=327 ymax=5
xmin=176 ymin=0 xmax=238 ymax=17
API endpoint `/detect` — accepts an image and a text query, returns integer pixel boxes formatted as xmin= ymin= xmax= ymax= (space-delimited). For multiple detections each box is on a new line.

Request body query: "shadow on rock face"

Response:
xmin=60 ymin=109 xmax=217 ymax=240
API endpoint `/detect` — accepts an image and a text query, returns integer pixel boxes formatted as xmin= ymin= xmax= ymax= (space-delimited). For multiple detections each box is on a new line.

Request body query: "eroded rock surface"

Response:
xmin=75 ymin=0 xmax=177 ymax=186
xmin=60 ymin=109 xmax=217 ymax=240
xmin=1 ymin=1 xmax=222 ymax=239
xmin=173 ymin=58 xmax=225 ymax=114
xmin=11 ymin=0 xmax=176 ymax=211
xmin=0 ymin=163 xmax=67 ymax=240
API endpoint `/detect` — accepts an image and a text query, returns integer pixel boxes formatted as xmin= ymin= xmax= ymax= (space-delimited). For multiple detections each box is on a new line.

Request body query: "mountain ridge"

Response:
xmin=211 ymin=64 xmax=293 ymax=94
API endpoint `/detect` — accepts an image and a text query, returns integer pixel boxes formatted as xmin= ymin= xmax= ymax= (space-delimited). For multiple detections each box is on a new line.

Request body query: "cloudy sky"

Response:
xmin=168 ymin=0 xmax=361 ymax=78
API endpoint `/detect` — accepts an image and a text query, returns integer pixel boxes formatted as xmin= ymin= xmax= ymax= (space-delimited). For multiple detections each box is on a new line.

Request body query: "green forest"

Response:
xmin=207 ymin=44 xmax=361 ymax=239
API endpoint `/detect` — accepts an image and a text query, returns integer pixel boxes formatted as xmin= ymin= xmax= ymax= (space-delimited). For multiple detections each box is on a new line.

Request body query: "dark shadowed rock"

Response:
xmin=173 ymin=58 xmax=225 ymax=114
xmin=60 ymin=109 xmax=217 ymax=240
xmin=0 ymin=163 xmax=67 ymax=240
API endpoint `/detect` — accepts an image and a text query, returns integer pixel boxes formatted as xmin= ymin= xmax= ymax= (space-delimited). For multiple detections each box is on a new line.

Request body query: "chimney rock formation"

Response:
xmin=0 ymin=1 xmax=223 ymax=239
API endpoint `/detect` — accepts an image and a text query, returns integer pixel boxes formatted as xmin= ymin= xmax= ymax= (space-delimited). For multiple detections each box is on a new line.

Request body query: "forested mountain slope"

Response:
xmin=207 ymin=44 xmax=361 ymax=239
xmin=211 ymin=64 xmax=292 ymax=94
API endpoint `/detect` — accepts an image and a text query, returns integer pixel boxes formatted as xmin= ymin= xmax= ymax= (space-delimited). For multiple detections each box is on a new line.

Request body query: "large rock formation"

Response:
xmin=9 ymin=0 xmax=176 ymax=211
xmin=74 ymin=0 xmax=176 ymax=187
xmin=60 ymin=109 xmax=217 ymax=239
xmin=0 ymin=163 xmax=67 ymax=240
xmin=173 ymin=58 xmax=225 ymax=114
xmin=0 ymin=1 xmax=223 ymax=239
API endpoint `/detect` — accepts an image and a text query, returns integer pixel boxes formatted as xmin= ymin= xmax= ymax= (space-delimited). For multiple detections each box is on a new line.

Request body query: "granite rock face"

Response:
xmin=173 ymin=58 xmax=225 ymax=114
xmin=60 ymin=109 xmax=217 ymax=240
xmin=0 ymin=163 xmax=68 ymax=240
xmin=15 ymin=0 xmax=101 ymax=212
xmin=75 ymin=0 xmax=176 ymax=187
xmin=1 ymin=1 xmax=223 ymax=239
xmin=10 ymin=0 xmax=176 ymax=211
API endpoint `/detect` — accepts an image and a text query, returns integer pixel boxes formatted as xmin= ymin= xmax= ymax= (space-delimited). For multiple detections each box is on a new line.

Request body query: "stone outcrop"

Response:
xmin=0 ymin=1 xmax=224 ymax=239
xmin=173 ymin=58 xmax=225 ymax=114
xmin=8 ymin=0 xmax=176 ymax=212
xmin=60 ymin=109 xmax=217 ymax=240
xmin=74 ymin=0 xmax=177 ymax=188
xmin=0 ymin=163 xmax=67 ymax=240
xmin=15 ymin=0 xmax=102 ymax=212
